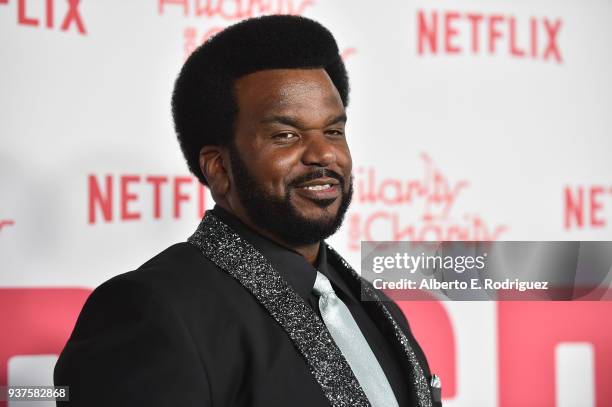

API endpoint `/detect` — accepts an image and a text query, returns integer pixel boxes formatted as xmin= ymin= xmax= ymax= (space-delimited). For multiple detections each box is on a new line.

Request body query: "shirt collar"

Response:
xmin=210 ymin=205 xmax=325 ymax=301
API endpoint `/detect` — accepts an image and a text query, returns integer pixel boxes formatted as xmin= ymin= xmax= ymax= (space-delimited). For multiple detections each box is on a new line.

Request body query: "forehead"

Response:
xmin=234 ymin=68 xmax=344 ymax=119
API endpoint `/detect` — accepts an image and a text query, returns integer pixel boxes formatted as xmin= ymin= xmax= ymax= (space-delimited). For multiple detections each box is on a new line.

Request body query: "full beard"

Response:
xmin=228 ymin=143 xmax=353 ymax=246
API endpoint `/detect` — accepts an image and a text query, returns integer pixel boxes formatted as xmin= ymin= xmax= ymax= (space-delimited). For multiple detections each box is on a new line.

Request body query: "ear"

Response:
xmin=199 ymin=145 xmax=230 ymax=197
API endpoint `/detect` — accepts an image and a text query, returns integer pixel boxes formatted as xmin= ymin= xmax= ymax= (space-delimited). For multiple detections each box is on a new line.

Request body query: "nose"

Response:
xmin=301 ymin=133 xmax=336 ymax=167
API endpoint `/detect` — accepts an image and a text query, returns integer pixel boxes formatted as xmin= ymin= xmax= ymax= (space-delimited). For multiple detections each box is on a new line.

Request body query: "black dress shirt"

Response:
xmin=212 ymin=205 xmax=413 ymax=406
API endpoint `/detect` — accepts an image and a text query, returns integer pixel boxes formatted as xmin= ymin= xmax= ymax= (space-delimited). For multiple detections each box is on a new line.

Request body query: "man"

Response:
xmin=55 ymin=15 xmax=441 ymax=407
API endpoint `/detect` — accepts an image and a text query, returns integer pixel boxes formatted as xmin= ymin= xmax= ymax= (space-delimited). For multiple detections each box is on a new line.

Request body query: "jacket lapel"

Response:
xmin=188 ymin=212 xmax=370 ymax=407
xmin=326 ymin=245 xmax=434 ymax=407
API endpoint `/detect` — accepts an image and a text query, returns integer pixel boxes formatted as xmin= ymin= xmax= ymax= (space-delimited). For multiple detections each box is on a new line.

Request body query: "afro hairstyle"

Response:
xmin=171 ymin=15 xmax=350 ymax=186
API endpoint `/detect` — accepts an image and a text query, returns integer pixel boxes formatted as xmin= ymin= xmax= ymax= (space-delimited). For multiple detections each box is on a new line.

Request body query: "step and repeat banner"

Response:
xmin=1 ymin=0 xmax=611 ymax=406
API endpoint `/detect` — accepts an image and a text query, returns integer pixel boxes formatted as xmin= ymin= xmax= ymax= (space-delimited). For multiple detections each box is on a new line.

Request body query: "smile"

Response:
xmin=303 ymin=184 xmax=333 ymax=191
xmin=294 ymin=183 xmax=340 ymax=203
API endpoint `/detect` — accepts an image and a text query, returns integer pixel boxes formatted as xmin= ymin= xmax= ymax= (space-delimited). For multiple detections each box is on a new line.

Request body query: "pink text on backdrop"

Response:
xmin=346 ymin=153 xmax=507 ymax=250
xmin=417 ymin=10 xmax=562 ymax=63
xmin=158 ymin=0 xmax=315 ymax=20
xmin=564 ymin=185 xmax=612 ymax=230
xmin=0 ymin=219 xmax=15 ymax=232
xmin=7 ymin=0 xmax=86 ymax=34
xmin=88 ymin=174 xmax=207 ymax=224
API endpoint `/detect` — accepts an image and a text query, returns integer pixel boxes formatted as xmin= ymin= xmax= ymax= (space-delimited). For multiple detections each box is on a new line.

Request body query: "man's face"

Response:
xmin=227 ymin=68 xmax=353 ymax=246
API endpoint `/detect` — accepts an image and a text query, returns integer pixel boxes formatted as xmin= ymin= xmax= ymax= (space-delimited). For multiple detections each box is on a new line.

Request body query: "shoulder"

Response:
xmin=112 ymin=242 xmax=241 ymax=301
xmin=79 ymin=242 xmax=249 ymax=330
xmin=55 ymin=243 xmax=214 ymax=405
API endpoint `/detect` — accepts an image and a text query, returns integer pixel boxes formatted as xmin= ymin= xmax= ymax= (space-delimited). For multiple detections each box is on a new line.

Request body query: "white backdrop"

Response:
xmin=1 ymin=0 xmax=611 ymax=406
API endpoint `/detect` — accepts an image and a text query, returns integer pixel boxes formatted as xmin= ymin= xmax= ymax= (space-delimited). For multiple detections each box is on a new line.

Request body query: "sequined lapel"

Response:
xmin=326 ymin=245 xmax=434 ymax=407
xmin=188 ymin=212 xmax=370 ymax=407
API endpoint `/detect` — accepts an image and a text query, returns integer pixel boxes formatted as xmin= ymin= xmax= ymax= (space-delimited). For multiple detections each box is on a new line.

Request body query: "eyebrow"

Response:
xmin=260 ymin=112 xmax=347 ymax=129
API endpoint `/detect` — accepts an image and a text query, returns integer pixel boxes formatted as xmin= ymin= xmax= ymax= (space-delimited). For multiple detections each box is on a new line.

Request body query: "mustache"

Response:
xmin=289 ymin=169 xmax=345 ymax=188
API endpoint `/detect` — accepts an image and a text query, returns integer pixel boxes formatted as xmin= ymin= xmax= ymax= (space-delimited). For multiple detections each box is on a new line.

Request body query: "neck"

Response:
xmin=218 ymin=202 xmax=321 ymax=265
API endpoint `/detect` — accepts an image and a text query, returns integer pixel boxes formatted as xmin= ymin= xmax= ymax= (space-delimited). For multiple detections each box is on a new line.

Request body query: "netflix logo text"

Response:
xmin=88 ymin=174 xmax=208 ymax=224
xmin=564 ymin=185 xmax=612 ymax=230
xmin=416 ymin=10 xmax=562 ymax=63
xmin=0 ymin=0 xmax=86 ymax=35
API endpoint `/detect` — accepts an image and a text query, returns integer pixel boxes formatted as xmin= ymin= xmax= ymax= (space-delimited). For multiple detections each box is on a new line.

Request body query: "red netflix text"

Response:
xmin=417 ymin=10 xmax=562 ymax=63
xmin=1 ymin=0 xmax=86 ymax=35
xmin=564 ymin=185 xmax=612 ymax=230
xmin=88 ymin=174 xmax=208 ymax=224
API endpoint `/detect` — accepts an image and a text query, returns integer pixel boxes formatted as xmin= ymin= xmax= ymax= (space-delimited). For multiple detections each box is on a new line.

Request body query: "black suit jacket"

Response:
xmin=55 ymin=212 xmax=439 ymax=407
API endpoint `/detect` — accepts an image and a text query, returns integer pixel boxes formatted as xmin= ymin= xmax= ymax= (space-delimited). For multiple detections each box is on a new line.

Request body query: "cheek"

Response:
xmin=258 ymin=152 xmax=301 ymax=191
xmin=338 ymin=147 xmax=353 ymax=172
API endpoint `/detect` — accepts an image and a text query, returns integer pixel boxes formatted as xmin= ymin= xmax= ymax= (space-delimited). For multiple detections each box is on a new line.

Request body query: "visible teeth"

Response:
xmin=304 ymin=184 xmax=331 ymax=191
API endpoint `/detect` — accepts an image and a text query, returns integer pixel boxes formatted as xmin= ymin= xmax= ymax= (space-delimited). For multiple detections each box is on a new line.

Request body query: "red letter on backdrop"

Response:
xmin=173 ymin=176 xmax=193 ymax=218
xmin=444 ymin=12 xmax=461 ymax=54
xmin=146 ymin=176 xmax=168 ymax=219
xmin=488 ymin=15 xmax=504 ymax=54
xmin=466 ymin=13 xmax=483 ymax=53
xmin=564 ymin=186 xmax=584 ymax=229
xmin=542 ymin=18 xmax=562 ymax=63
xmin=589 ymin=186 xmax=606 ymax=227
xmin=0 ymin=288 xmax=91 ymax=407
xmin=88 ymin=174 xmax=113 ymax=224
xmin=499 ymin=301 xmax=612 ymax=406
xmin=18 ymin=0 xmax=39 ymax=26
xmin=60 ymin=0 xmax=86 ymax=34
xmin=417 ymin=10 xmax=437 ymax=54
xmin=45 ymin=0 xmax=53 ymax=28
xmin=120 ymin=175 xmax=141 ymax=221
xmin=509 ymin=17 xmax=525 ymax=57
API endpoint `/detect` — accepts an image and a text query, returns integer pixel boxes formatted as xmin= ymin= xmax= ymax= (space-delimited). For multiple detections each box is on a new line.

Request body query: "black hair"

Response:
xmin=171 ymin=15 xmax=350 ymax=185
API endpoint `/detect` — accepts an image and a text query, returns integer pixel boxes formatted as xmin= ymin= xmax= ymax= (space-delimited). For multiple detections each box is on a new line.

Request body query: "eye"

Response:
xmin=272 ymin=131 xmax=299 ymax=142
xmin=326 ymin=129 xmax=345 ymax=137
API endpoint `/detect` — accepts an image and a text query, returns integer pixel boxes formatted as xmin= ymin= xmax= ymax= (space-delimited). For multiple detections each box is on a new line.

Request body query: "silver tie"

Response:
xmin=313 ymin=271 xmax=399 ymax=407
